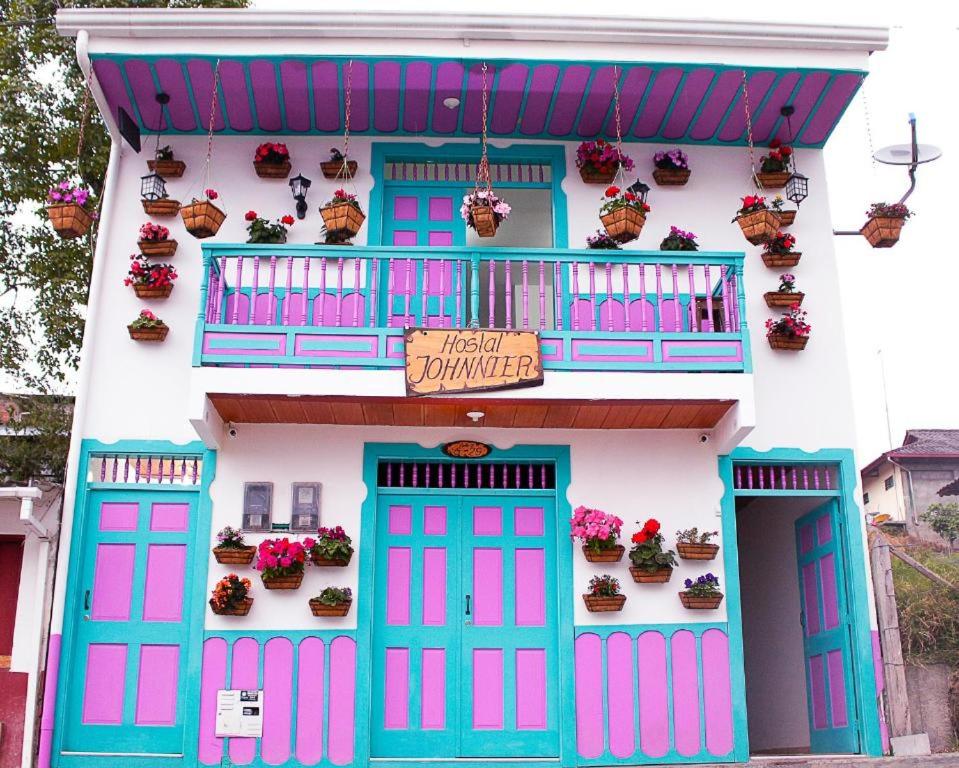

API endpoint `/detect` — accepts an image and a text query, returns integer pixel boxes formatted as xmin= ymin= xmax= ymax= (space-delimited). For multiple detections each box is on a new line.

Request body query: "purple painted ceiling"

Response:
xmin=90 ymin=54 xmax=865 ymax=148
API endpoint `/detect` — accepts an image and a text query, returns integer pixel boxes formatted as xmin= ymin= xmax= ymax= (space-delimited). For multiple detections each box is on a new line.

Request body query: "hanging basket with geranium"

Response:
xmin=181 ymin=188 xmax=227 ymax=240
xmin=652 ymin=149 xmax=691 ymax=186
xmin=861 ymin=202 xmax=912 ymax=248
xmin=309 ymin=526 xmax=354 ymax=567
xmin=127 ymin=309 xmax=169 ymax=342
xmin=209 ymin=573 xmax=253 ymax=615
xmin=570 ymin=505 xmax=624 ymax=562
xmin=461 ymin=188 xmax=511 ymax=237
xmin=600 ymin=185 xmax=649 ymax=244
xmin=628 ymin=519 xmax=678 ymax=583
xmin=679 ymin=573 xmax=724 ymax=609
xmin=254 ymin=538 xmax=308 ymax=589
xmin=309 ymin=586 xmax=353 ymax=617
xmin=253 ymin=141 xmax=291 ymax=178
xmin=212 ymin=526 xmax=257 ymax=565
xmin=766 ymin=304 xmax=811 ymax=351
xmin=586 ymin=230 xmax=621 ymax=250
xmin=46 ymin=181 xmax=95 ymax=239
xmin=733 ymin=195 xmax=778 ymax=245
xmin=762 ymin=231 xmax=801 ymax=268
xmin=321 ymin=147 xmax=358 ymax=180
xmin=245 ymin=211 xmax=294 ymax=244
xmin=583 ymin=574 xmax=626 ymax=612
xmin=659 ymin=226 xmax=698 ymax=252
xmin=320 ymin=189 xmax=365 ymax=239
xmin=764 ymin=273 xmax=804 ymax=308
xmin=125 ymin=254 xmax=178 ymax=299
xmin=770 ymin=195 xmax=796 ymax=227
xmin=755 ymin=139 xmax=794 ymax=188
xmin=576 ymin=139 xmax=634 ymax=184
xmin=148 ymin=145 xmax=186 ymax=178
xmin=138 ymin=222 xmax=177 ymax=258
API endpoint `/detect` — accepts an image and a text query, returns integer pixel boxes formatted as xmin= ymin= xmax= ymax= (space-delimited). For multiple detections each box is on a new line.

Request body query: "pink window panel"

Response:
xmin=82 ymin=644 xmax=127 ymax=724
xmin=802 ymin=562 xmax=822 ymax=637
xmin=142 ymin=544 xmax=186 ymax=622
xmin=384 ymin=647 xmax=410 ymax=729
xmin=295 ymin=638 xmax=325 ymax=764
xmin=574 ymin=633 xmax=603 ymax=758
xmin=514 ymin=506 xmax=544 ymax=536
xmin=388 ymin=505 xmax=412 ymax=535
xmin=809 ymin=654 xmax=828 ymax=729
xmin=392 ymin=230 xmax=417 ymax=247
xmin=91 ymin=543 xmax=136 ymax=621
xmin=472 ymin=649 xmax=504 ymax=729
xmin=421 ymin=648 xmax=446 ymax=730
xmin=606 ymin=632 xmax=636 ymax=757
xmin=473 ymin=506 xmax=502 ymax=536
xmin=386 ymin=547 xmax=412 ymax=625
xmin=827 ymin=649 xmax=849 ymax=727
xmin=799 ymin=524 xmax=815 ymax=555
xmin=135 ymin=645 xmax=180 ymax=725
xmin=817 ymin=514 xmax=833 ymax=545
xmin=428 ymin=231 xmax=453 ymax=248
xmin=515 ymin=549 xmax=545 ymax=626
xmin=423 ymin=506 xmax=447 ymax=535
xmin=637 ymin=631 xmax=669 ymax=758
xmin=228 ymin=638 xmax=259 ymax=765
xmin=393 ymin=196 xmax=418 ymax=220
xmin=473 ymin=548 xmax=503 ymax=626
xmin=701 ymin=629 xmax=734 ymax=756
xmin=516 ymin=649 xmax=547 ymax=730
xmin=99 ymin=502 xmax=138 ymax=531
xmin=671 ymin=630 xmax=702 ymax=757
xmin=820 ymin=553 xmax=841 ymax=630
xmin=327 ymin=637 xmax=357 ymax=764
xmin=150 ymin=503 xmax=190 ymax=532
xmin=261 ymin=638 xmax=294 ymax=765
xmin=428 ymin=197 xmax=453 ymax=221
xmin=422 ymin=547 xmax=447 ymax=626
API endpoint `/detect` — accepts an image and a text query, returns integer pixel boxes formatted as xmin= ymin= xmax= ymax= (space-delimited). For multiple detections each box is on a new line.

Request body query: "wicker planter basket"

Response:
xmin=583 ymin=594 xmax=627 ymax=613
xmin=47 ymin=203 xmax=93 ymax=238
xmin=676 ymin=542 xmax=719 ymax=560
xmin=775 ymin=210 xmax=797 ymax=227
xmin=578 ymin=166 xmax=618 ymax=184
xmin=629 ymin=566 xmax=673 ymax=584
xmin=679 ymin=592 xmax=724 ymax=610
xmin=180 ymin=200 xmax=227 ymax=239
xmin=261 ymin=571 xmax=304 ymax=590
xmin=142 ymin=198 xmax=181 ymax=216
xmin=213 ymin=546 xmax=257 ymax=566
xmin=735 ymin=210 xmax=779 ymax=245
xmin=210 ymin=597 xmax=253 ymax=616
xmin=755 ymin=171 xmax=791 ymax=188
xmin=311 ymin=552 xmax=352 ymax=567
xmin=128 ymin=324 xmax=169 ymax=342
xmin=470 ymin=205 xmax=499 ymax=238
xmin=582 ymin=544 xmax=625 ymax=563
xmin=138 ymin=239 xmax=178 ymax=258
xmin=860 ymin=216 xmax=905 ymax=248
xmin=132 ymin=284 xmax=174 ymax=300
xmin=255 ymin=160 xmax=292 ymax=179
xmin=652 ymin=168 xmax=691 ymax=186
xmin=148 ymin=159 xmax=186 ymax=178
xmin=761 ymin=252 xmax=801 ymax=268
xmin=764 ymin=291 xmax=805 ymax=308
xmin=320 ymin=202 xmax=366 ymax=238
xmin=321 ymin=160 xmax=358 ymax=179
xmin=309 ymin=598 xmax=352 ymax=617
xmin=600 ymin=206 xmax=646 ymax=244
xmin=768 ymin=333 xmax=809 ymax=351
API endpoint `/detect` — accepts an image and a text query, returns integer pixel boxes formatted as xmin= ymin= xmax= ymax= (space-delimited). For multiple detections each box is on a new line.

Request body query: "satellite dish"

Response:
xmin=874 ymin=143 xmax=942 ymax=166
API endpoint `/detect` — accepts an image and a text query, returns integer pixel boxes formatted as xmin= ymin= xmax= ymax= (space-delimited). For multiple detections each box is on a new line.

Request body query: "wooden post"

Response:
xmin=868 ymin=529 xmax=913 ymax=738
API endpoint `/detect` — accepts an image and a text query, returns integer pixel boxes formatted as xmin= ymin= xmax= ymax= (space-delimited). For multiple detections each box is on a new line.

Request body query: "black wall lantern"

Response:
xmin=626 ymin=179 xmax=650 ymax=205
xmin=289 ymin=174 xmax=312 ymax=219
xmin=781 ymin=105 xmax=809 ymax=207
xmin=140 ymin=172 xmax=168 ymax=201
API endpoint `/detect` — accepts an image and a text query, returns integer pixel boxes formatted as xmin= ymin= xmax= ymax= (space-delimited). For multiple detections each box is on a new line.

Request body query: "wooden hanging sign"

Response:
xmin=443 ymin=440 xmax=493 ymax=459
xmin=404 ymin=328 xmax=544 ymax=396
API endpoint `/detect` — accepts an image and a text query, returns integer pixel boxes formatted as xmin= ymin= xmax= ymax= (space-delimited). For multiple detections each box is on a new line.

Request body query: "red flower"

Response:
xmin=632 ymin=531 xmax=648 ymax=544
xmin=624 ymin=192 xmax=636 ymax=202
xmin=642 ymin=203 xmax=651 ymax=212
xmin=769 ymin=151 xmax=781 ymax=161
xmin=281 ymin=214 xmax=295 ymax=226
xmin=769 ymin=138 xmax=782 ymax=149
xmin=779 ymin=145 xmax=793 ymax=156
xmin=644 ymin=519 xmax=661 ymax=535
xmin=605 ymin=185 xmax=620 ymax=198
xmin=245 ymin=210 xmax=258 ymax=221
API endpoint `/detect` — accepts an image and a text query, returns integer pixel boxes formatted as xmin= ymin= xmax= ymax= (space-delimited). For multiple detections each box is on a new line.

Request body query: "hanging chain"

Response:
xmin=476 ymin=62 xmax=492 ymax=193
xmin=862 ymin=79 xmax=877 ymax=171
xmin=741 ymin=69 xmax=761 ymax=189
xmin=343 ymin=59 xmax=353 ymax=169
xmin=612 ymin=65 xmax=627 ymax=186
xmin=202 ymin=60 xmax=221 ymax=194
xmin=75 ymin=68 xmax=93 ymax=177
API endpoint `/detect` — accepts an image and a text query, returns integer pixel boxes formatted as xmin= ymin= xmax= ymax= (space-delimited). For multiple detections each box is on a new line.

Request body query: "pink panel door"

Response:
xmin=64 ymin=489 xmax=197 ymax=755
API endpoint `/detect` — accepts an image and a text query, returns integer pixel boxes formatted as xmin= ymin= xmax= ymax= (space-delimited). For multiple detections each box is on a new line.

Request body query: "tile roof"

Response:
xmin=894 ymin=429 xmax=959 ymax=456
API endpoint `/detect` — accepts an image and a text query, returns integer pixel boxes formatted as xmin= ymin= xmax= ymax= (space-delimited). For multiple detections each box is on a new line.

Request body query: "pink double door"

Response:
xmin=370 ymin=493 xmax=560 ymax=758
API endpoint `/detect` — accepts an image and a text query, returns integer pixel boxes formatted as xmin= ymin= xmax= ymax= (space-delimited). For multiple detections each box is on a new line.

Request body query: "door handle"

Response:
xmin=84 ymin=589 xmax=91 ymax=611
xmin=465 ymin=594 xmax=471 ymax=616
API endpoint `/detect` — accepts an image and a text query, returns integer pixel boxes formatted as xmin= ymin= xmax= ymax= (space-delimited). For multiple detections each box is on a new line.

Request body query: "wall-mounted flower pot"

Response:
xmin=213 ymin=545 xmax=257 ymax=566
xmin=860 ymin=216 xmax=904 ymax=248
xmin=600 ymin=207 xmax=645 ymax=244
xmin=148 ymin=159 xmax=186 ymax=178
xmin=261 ymin=572 xmax=304 ymax=590
xmin=761 ymin=252 xmax=801 ymax=268
xmin=255 ymin=160 xmax=292 ymax=179
xmin=142 ymin=198 xmax=181 ymax=217
xmin=578 ymin=166 xmax=617 ymax=184
xmin=629 ymin=566 xmax=673 ymax=583
xmin=128 ymin=324 xmax=169 ymax=342
xmin=679 ymin=592 xmax=724 ymax=610
xmin=320 ymin=203 xmax=366 ymax=238
xmin=676 ymin=542 xmax=719 ymax=560
xmin=764 ymin=291 xmax=805 ymax=308
xmin=46 ymin=203 xmax=93 ymax=239
xmin=583 ymin=594 xmax=627 ymax=612
xmin=735 ymin=210 xmax=778 ymax=245
xmin=133 ymin=284 xmax=174 ymax=300
xmin=181 ymin=200 xmax=226 ymax=239
xmin=767 ymin=334 xmax=809 ymax=351
xmin=311 ymin=552 xmax=352 ymax=567
xmin=775 ymin=210 xmax=797 ymax=227
xmin=582 ymin=545 xmax=625 ymax=563
xmin=138 ymin=239 xmax=178 ymax=258
xmin=309 ymin=598 xmax=352 ymax=617
xmin=209 ymin=597 xmax=253 ymax=616
xmin=470 ymin=205 xmax=499 ymax=238
xmin=321 ymin=160 xmax=358 ymax=179
xmin=755 ymin=171 xmax=791 ymax=188
xmin=652 ymin=168 xmax=690 ymax=186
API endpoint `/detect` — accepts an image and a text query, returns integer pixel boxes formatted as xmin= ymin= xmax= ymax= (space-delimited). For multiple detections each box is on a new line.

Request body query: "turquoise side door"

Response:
xmin=370 ymin=490 xmax=560 ymax=758
xmin=62 ymin=489 xmax=199 ymax=756
xmin=795 ymin=499 xmax=860 ymax=753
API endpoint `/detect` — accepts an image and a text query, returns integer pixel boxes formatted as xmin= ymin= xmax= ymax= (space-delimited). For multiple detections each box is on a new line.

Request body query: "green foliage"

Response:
xmin=922 ymin=503 xmax=959 ymax=546
xmin=0 ymin=395 xmax=72 ymax=484
xmin=892 ymin=543 xmax=959 ymax=665
xmin=628 ymin=533 xmax=677 ymax=572
xmin=316 ymin=586 xmax=352 ymax=606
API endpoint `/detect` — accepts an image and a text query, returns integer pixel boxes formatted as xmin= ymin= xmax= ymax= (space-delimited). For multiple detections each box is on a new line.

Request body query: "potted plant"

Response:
xmin=600 ymin=185 xmax=650 ymax=244
xmin=212 ymin=525 xmax=257 ymax=565
xmin=761 ymin=231 xmax=801 ymax=268
xmin=764 ymin=273 xmax=804 ymax=308
xmin=576 ymin=139 xmax=633 ymax=184
xmin=583 ymin=575 xmax=626 ymax=612
xmin=766 ymin=304 xmax=811 ymax=351
xmin=675 ymin=528 xmax=720 ymax=560
xmin=659 ymin=226 xmax=698 ymax=251
xmin=861 ymin=202 xmax=912 ymax=248
xmin=245 ymin=211 xmax=294 ymax=244
xmin=770 ymin=195 xmax=796 ymax=227
xmin=125 ymin=254 xmax=178 ymax=299
xmin=570 ymin=505 xmax=624 ymax=562
xmin=755 ymin=139 xmax=793 ymax=188
xmin=138 ymin=222 xmax=177 ymax=258
xmin=253 ymin=141 xmax=291 ymax=179
xmin=460 ymin=188 xmax=511 ymax=238
xmin=148 ymin=145 xmax=186 ymax=178
xmin=309 ymin=526 xmax=354 ymax=567
xmin=652 ymin=149 xmax=691 ymax=186
xmin=628 ymin=518 xmax=678 ymax=583
xmin=127 ymin=309 xmax=169 ymax=342
xmin=320 ymin=188 xmax=366 ymax=239
xmin=254 ymin=538 xmax=308 ymax=589
xmin=46 ymin=181 xmax=94 ymax=239
xmin=209 ymin=573 xmax=253 ymax=616
xmin=181 ymin=188 xmax=227 ymax=239
xmin=733 ymin=195 xmax=778 ymax=245
xmin=321 ymin=148 xmax=358 ymax=180
xmin=679 ymin=573 xmax=724 ymax=609
xmin=586 ymin=230 xmax=621 ymax=250
xmin=309 ymin=586 xmax=353 ymax=617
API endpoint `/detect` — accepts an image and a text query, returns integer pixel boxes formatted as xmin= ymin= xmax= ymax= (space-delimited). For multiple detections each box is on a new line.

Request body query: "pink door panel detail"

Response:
xmin=423 ymin=506 xmax=447 ymax=535
xmin=135 ymin=645 xmax=179 ymax=725
xmin=606 ymin=632 xmax=636 ymax=757
xmin=827 ymin=649 xmax=849 ymax=727
xmin=386 ymin=548 xmax=412 ymax=625
xmin=472 ymin=548 xmax=503 ymax=626
xmin=422 ymin=548 xmax=447 ymax=626
xmin=296 ymin=638 xmax=325 ymax=764
xmin=514 ymin=506 xmax=544 ymax=536
xmin=91 ymin=543 xmax=136 ymax=621
xmin=328 ymin=637 xmax=357 ymax=764
xmin=421 ymin=648 xmax=446 ymax=730
xmin=393 ymin=196 xmax=418 ymax=220
xmin=472 ymin=649 xmax=504 ymax=729
xmin=820 ymin=553 xmax=840 ymax=630
xmin=701 ymin=629 xmax=734 ymax=755
xmin=514 ymin=549 xmax=545 ymax=626
xmin=473 ymin=506 xmax=502 ymax=536
xmin=392 ymin=230 xmax=417 ymax=247
xmin=142 ymin=544 xmax=186 ymax=622
xmin=800 ymin=524 xmax=815 ymax=554
xmin=99 ymin=502 xmax=138 ymax=531
xmin=262 ymin=638 xmax=294 ymax=765
xmin=150 ymin=502 xmax=189 ymax=532
xmin=82 ymin=644 xmax=127 ymax=724
xmin=802 ymin=561 xmax=821 ymax=636
xmin=516 ymin=649 xmax=547 ymax=730
xmin=574 ymin=633 xmax=603 ymax=758
xmin=809 ymin=653 xmax=828 ymax=729
xmin=229 ymin=638 xmax=259 ymax=765
xmin=817 ymin=514 xmax=832 ymax=545
xmin=384 ymin=648 xmax=410 ymax=729
xmin=388 ymin=505 xmax=412 ymax=535
xmin=428 ymin=231 xmax=453 ymax=247
xmin=671 ymin=630 xmax=701 ymax=757
xmin=637 ymin=631 xmax=669 ymax=757
xmin=428 ymin=197 xmax=453 ymax=221
xmin=198 ymin=638 xmax=227 ymax=764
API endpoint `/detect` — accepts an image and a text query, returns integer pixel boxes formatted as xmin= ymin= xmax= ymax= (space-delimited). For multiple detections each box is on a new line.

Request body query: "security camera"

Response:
xmin=699 ymin=433 xmax=710 ymax=444
xmin=226 ymin=422 xmax=238 ymax=439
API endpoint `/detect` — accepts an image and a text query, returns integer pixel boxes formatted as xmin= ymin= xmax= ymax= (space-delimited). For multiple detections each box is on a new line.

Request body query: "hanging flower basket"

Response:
xmin=680 ymin=574 xmax=723 ymax=608
xmin=583 ymin=575 xmax=625 ymax=612
xmin=142 ymin=198 xmax=181 ymax=217
xmin=860 ymin=203 xmax=912 ymax=248
xmin=755 ymin=171 xmax=791 ymax=188
xmin=309 ymin=587 xmax=353 ymax=617
xmin=127 ymin=310 xmax=169 ymax=342
xmin=255 ymin=538 xmax=308 ymax=589
xmin=679 ymin=592 xmax=724 ymax=610
xmin=309 ymin=526 xmax=354 ymax=567
xmin=245 ymin=211 xmax=294 ymax=244
xmin=675 ymin=528 xmax=719 ymax=560
xmin=571 ymin=506 xmax=624 ymax=562
xmin=761 ymin=232 xmax=800 ymax=268
xmin=181 ymin=190 xmax=226 ymax=239
xmin=652 ymin=149 xmax=691 ymax=186
xmin=254 ymin=142 xmax=292 ymax=178
xmin=768 ymin=333 xmax=809 ymax=350
xmin=754 ymin=140 xmax=794 ymax=189
xmin=214 ymin=545 xmax=257 ymax=565
xmin=138 ymin=222 xmax=176 ymax=257
xmin=126 ymin=254 xmax=177 ymax=299
xmin=582 ymin=544 xmax=625 ymax=563
xmin=320 ymin=189 xmax=366 ymax=238
xmin=576 ymin=139 xmax=633 ymax=184
xmin=600 ymin=186 xmax=649 ymax=244
xmin=210 ymin=596 xmax=253 ymax=616
xmin=766 ymin=305 xmax=811 ymax=351
xmin=630 ymin=566 xmax=673 ymax=584
xmin=762 ymin=252 xmax=801 ymax=268
xmin=133 ymin=284 xmax=173 ymax=300
xmin=148 ymin=147 xmax=186 ymax=178
xmin=321 ymin=148 xmax=358 ymax=179
xmin=461 ymin=189 xmax=510 ymax=238
xmin=765 ymin=291 xmax=804 ymax=308
xmin=261 ymin=571 xmax=304 ymax=590
xmin=209 ymin=574 xmax=253 ymax=615
xmin=733 ymin=196 xmax=778 ymax=245
xmin=628 ymin=518 xmax=677 ymax=582
xmin=46 ymin=182 xmax=95 ymax=238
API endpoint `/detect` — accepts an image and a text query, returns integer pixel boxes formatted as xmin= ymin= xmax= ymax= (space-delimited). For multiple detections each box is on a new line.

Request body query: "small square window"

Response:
xmin=884 ymin=475 xmax=895 ymax=490
xmin=242 ymin=482 xmax=273 ymax=531
xmin=290 ymin=482 xmax=320 ymax=532
xmin=863 ymin=492 xmax=870 ymax=505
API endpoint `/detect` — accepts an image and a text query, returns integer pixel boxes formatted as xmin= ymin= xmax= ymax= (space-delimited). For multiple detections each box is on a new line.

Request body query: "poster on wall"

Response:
xmin=215 ymin=690 xmax=264 ymax=737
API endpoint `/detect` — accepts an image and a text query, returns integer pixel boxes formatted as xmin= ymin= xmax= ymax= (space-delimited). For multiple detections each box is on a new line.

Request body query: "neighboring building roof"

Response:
xmin=862 ymin=429 xmax=959 ymax=478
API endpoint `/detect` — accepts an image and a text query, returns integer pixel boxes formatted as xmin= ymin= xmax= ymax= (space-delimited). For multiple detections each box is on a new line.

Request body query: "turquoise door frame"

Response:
xmin=356 ymin=442 xmax=576 ymax=768
xmin=717 ymin=448 xmax=882 ymax=761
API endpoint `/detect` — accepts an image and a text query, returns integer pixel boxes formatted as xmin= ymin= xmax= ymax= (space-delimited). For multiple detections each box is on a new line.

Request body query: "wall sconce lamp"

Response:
xmin=289 ymin=173 xmax=312 ymax=220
